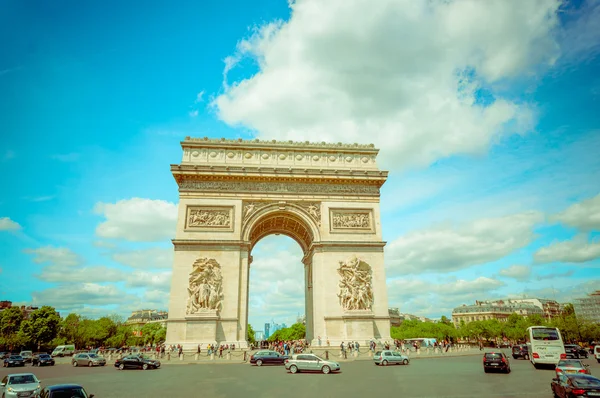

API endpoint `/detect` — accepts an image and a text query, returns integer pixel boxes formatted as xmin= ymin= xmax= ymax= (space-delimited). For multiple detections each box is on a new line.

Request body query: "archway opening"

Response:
xmin=248 ymin=235 xmax=306 ymax=348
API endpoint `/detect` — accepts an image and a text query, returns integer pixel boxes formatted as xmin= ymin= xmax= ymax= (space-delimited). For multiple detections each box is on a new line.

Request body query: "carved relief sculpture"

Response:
xmin=188 ymin=208 xmax=231 ymax=227
xmin=336 ymin=255 xmax=374 ymax=311
xmin=186 ymin=258 xmax=224 ymax=314
xmin=299 ymin=202 xmax=321 ymax=226
xmin=332 ymin=211 xmax=371 ymax=229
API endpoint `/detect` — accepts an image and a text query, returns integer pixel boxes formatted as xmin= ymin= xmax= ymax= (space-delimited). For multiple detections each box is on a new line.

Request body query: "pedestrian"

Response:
xmin=197 ymin=344 xmax=201 ymax=354
xmin=318 ymin=336 xmax=322 ymax=346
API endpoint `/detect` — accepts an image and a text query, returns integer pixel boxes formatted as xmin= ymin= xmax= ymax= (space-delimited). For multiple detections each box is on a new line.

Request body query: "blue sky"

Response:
xmin=1 ymin=0 xmax=599 ymax=332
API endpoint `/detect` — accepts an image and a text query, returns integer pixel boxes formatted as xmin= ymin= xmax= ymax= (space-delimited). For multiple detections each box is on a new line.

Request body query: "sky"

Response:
xmin=1 ymin=0 xmax=599 ymax=333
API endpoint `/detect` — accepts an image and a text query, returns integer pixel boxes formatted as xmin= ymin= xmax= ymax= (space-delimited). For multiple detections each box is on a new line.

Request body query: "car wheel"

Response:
xmin=512 ymin=355 xmax=517 ymax=359
xmin=290 ymin=365 xmax=298 ymax=374
xmin=88 ymin=361 xmax=94 ymax=367
xmin=73 ymin=361 xmax=78 ymax=367
xmin=321 ymin=365 xmax=331 ymax=374
xmin=382 ymin=360 xmax=388 ymax=366
xmin=37 ymin=362 xmax=41 ymax=367
xmin=119 ymin=363 xmax=125 ymax=370
xmin=484 ymin=368 xmax=489 ymax=373
xmin=506 ymin=367 xmax=511 ymax=374
xmin=143 ymin=364 xmax=149 ymax=370
xmin=403 ymin=359 xmax=409 ymax=365
xmin=256 ymin=359 xmax=263 ymax=367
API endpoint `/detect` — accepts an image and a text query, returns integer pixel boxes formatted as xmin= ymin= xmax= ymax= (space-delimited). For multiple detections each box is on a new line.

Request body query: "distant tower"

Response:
xmin=264 ymin=322 xmax=270 ymax=339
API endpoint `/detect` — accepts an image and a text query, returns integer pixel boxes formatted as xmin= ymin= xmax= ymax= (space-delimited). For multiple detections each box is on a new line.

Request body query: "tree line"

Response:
xmin=392 ymin=305 xmax=600 ymax=344
xmin=0 ymin=306 xmax=166 ymax=352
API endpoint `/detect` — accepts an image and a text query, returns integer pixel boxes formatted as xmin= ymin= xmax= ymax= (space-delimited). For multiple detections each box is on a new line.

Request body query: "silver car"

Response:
xmin=72 ymin=353 xmax=106 ymax=367
xmin=373 ymin=350 xmax=410 ymax=366
xmin=0 ymin=373 xmax=41 ymax=398
xmin=284 ymin=354 xmax=341 ymax=374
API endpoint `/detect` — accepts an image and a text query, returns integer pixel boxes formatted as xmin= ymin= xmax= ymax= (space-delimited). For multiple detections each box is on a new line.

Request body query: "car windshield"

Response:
xmin=9 ymin=375 xmax=37 ymax=384
xmin=39 ymin=354 xmax=51 ymax=359
xmin=558 ymin=360 xmax=584 ymax=367
xmin=573 ymin=377 xmax=600 ymax=388
xmin=49 ymin=388 xmax=88 ymax=398
xmin=531 ymin=328 xmax=559 ymax=340
xmin=485 ymin=353 xmax=503 ymax=359
xmin=88 ymin=354 xmax=99 ymax=358
xmin=9 ymin=356 xmax=23 ymax=360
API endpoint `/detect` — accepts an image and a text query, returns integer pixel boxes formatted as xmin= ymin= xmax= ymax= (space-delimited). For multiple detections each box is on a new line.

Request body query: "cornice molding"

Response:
xmin=181 ymin=137 xmax=379 ymax=153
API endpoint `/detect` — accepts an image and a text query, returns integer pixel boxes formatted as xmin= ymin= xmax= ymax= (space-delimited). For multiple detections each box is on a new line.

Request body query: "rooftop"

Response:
xmin=182 ymin=137 xmax=378 ymax=152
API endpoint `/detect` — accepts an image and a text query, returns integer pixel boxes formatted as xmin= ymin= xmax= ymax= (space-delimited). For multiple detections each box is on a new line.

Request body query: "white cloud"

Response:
xmin=385 ymin=211 xmax=543 ymax=275
xmin=32 ymin=283 xmax=129 ymax=308
xmin=534 ymin=236 xmax=600 ymax=264
xmin=51 ymin=153 xmax=80 ymax=162
xmin=93 ymin=240 xmax=117 ymax=249
xmin=498 ymin=265 xmax=532 ymax=282
xmin=195 ymin=91 xmax=205 ymax=103
xmin=189 ymin=110 xmax=199 ymax=117
xmin=111 ymin=247 xmax=173 ymax=269
xmin=214 ymin=0 xmax=563 ymax=170
xmin=126 ymin=270 xmax=172 ymax=292
xmin=387 ymin=276 xmax=505 ymax=317
xmin=551 ymin=193 xmax=600 ymax=231
xmin=24 ymin=246 xmax=82 ymax=267
xmin=557 ymin=0 xmax=600 ymax=66
xmin=94 ymin=198 xmax=177 ymax=242
xmin=0 ymin=217 xmax=21 ymax=231
xmin=36 ymin=265 xmax=124 ymax=283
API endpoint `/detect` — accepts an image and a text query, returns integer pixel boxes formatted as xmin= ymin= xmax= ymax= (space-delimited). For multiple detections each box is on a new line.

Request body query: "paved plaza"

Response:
xmin=2 ymin=350 xmax=597 ymax=397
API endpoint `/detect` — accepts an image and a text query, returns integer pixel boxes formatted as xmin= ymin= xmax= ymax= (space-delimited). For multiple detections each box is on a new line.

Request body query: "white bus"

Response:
xmin=526 ymin=326 xmax=566 ymax=368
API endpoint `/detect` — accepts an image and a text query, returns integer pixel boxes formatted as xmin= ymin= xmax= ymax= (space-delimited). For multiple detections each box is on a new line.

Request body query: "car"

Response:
xmin=564 ymin=344 xmax=589 ymax=359
xmin=3 ymin=355 xmax=25 ymax=368
xmin=511 ymin=344 xmax=529 ymax=360
xmin=284 ymin=354 xmax=340 ymax=374
xmin=19 ymin=351 xmax=33 ymax=363
xmin=483 ymin=352 xmax=511 ymax=373
xmin=0 ymin=373 xmax=41 ymax=398
xmin=551 ymin=373 xmax=600 ymax=398
xmin=72 ymin=353 xmax=106 ymax=367
xmin=114 ymin=354 xmax=161 ymax=370
xmin=373 ymin=350 xmax=410 ymax=366
xmin=556 ymin=359 xmax=591 ymax=375
xmin=249 ymin=350 xmax=289 ymax=366
xmin=32 ymin=353 xmax=55 ymax=367
xmin=39 ymin=383 xmax=95 ymax=398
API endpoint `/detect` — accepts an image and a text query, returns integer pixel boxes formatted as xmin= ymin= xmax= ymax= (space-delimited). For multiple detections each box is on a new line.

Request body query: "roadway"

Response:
xmin=1 ymin=352 xmax=598 ymax=397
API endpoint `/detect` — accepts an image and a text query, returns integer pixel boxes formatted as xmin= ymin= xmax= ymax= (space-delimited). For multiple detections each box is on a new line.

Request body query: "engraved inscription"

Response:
xmin=337 ymin=255 xmax=373 ymax=311
xmin=179 ymin=180 xmax=380 ymax=195
xmin=186 ymin=258 xmax=223 ymax=314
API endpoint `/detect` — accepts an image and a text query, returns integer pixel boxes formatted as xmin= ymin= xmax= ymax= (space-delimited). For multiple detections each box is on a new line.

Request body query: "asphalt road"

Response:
xmin=1 ymin=353 xmax=599 ymax=398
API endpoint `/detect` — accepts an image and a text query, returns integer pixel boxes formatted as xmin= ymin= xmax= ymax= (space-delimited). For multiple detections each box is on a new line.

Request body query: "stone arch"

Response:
xmin=242 ymin=203 xmax=321 ymax=254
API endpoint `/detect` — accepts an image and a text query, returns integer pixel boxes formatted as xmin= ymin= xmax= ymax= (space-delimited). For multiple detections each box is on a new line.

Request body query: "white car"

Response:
xmin=0 ymin=373 xmax=41 ymax=398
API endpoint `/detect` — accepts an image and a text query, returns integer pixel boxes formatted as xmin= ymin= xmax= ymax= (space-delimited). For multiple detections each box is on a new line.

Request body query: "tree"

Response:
xmin=19 ymin=306 xmax=61 ymax=350
xmin=247 ymin=324 xmax=256 ymax=344
xmin=0 ymin=306 xmax=24 ymax=349
xmin=267 ymin=323 xmax=305 ymax=341
xmin=141 ymin=323 xmax=165 ymax=346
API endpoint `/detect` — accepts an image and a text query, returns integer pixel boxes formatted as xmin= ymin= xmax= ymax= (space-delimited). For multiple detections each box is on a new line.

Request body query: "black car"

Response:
xmin=39 ymin=383 xmax=94 ymax=398
xmin=114 ymin=354 xmax=160 ymax=370
xmin=511 ymin=344 xmax=529 ymax=360
xmin=3 ymin=355 xmax=25 ymax=367
xmin=564 ymin=344 xmax=589 ymax=359
xmin=551 ymin=373 xmax=600 ymax=397
xmin=483 ymin=352 xmax=511 ymax=373
xmin=249 ymin=350 xmax=289 ymax=366
xmin=32 ymin=353 xmax=56 ymax=367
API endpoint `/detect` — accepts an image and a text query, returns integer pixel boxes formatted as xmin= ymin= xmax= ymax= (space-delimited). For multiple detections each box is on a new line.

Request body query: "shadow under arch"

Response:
xmin=242 ymin=203 xmax=321 ymax=256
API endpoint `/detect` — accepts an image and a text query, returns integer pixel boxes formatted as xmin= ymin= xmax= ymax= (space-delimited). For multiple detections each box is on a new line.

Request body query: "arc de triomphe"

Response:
xmin=165 ymin=137 xmax=391 ymax=348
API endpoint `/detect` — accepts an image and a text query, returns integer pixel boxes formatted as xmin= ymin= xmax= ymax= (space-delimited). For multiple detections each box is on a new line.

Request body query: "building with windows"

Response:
xmin=254 ymin=331 xmax=265 ymax=341
xmin=505 ymin=298 xmax=561 ymax=321
xmin=125 ymin=309 xmax=168 ymax=327
xmin=573 ymin=290 xmax=600 ymax=323
xmin=452 ymin=300 xmax=543 ymax=327
xmin=264 ymin=323 xmax=270 ymax=339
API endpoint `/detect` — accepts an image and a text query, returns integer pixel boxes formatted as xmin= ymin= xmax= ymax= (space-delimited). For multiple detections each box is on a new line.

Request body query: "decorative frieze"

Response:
xmin=337 ymin=255 xmax=373 ymax=311
xmin=185 ymin=206 xmax=233 ymax=230
xmin=329 ymin=209 xmax=374 ymax=232
xmin=241 ymin=200 xmax=322 ymax=230
xmin=180 ymin=180 xmax=380 ymax=196
xmin=186 ymin=258 xmax=224 ymax=314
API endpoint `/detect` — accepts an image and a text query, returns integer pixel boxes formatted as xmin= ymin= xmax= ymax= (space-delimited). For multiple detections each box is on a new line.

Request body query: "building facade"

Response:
xmin=574 ymin=290 xmax=600 ymax=323
xmin=505 ymin=298 xmax=561 ymax=321
xmin=126 ymin=309 xmax=168 ymax=327
xmin=452 ymin=300 xmax=544 ymax=327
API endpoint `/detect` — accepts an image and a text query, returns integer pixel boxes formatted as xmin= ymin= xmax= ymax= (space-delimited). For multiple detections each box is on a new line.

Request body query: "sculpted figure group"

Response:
xmin=332 ymin=212 xmax=370 ymax=229
xmin=188 ymin=209 xmax=230 ymax=227
xmin=186 ymin=258 xmax=224 ymax=314
xmin=336 ymin=255 xmax=374 ymax=311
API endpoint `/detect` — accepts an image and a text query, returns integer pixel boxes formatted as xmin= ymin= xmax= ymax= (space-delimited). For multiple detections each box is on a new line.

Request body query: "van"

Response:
xmin=51 ymin=345 xmax=75 ymax=357
xmin=594 ymin=345 xmax=600 ymax=363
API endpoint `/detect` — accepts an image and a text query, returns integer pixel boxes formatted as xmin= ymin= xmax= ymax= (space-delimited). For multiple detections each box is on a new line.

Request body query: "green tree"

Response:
xmin=247 ymin=324 xmax=256 ymax=344
xmin=141 ymin=323 xmax=165 ymax=346
xmin=19 ymin=306 xmax=61 ymax=350
xmin=0 ymin=306 xmax=24 ymax=349
xmin=267 ymin=323 xmax=305 ymax=341
xmin=60 ymin=313 xmax=81 ymax=345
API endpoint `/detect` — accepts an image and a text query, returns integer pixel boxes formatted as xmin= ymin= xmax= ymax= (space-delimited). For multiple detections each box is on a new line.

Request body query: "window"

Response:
xmin=531 ymin=328 xmax=559 ymax=341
